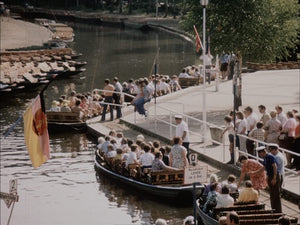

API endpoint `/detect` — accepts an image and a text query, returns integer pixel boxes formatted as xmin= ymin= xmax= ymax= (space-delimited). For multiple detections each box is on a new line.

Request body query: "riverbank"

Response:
xmin=0 ymin=17 xmax=53 ymax=51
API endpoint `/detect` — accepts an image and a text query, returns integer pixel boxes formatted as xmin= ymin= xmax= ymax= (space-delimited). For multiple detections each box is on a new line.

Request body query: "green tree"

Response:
xmin=180 ymin=0 xmax=299 ymax=62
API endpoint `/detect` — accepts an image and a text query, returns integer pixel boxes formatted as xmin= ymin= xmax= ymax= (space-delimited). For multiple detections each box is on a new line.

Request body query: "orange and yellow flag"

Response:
xmin=23 ymin=95 xmax=50 ymax=168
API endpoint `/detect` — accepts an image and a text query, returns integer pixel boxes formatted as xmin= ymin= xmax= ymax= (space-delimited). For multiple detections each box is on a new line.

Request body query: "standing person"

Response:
xmin=269 ymin=143 xmax=284 ymax=192
xmin=221 ymin=116 xmax=235 ymax=164
xmin=175 ymin=115 xmax=190 ymax=156
xmin=169 ymin=136 xmax=188 ymax=169
xmin=200 ymin=53 xmax=214 ymax=84
xmin=244 ymin=106 xmax=258 ymax=156
xmin=256 ymin=146 xmax=282 ymax=213
xmin=134 ymin=79 xmax=151 ymax=117
xmin=101 ymin=79 xmax=115 ymax=121
xmin=249 ymin=121 xmax=265 ymax=146
xmin=227 ymin=51 xmax=235 ymax=80
xmin=236 ymin=111 xmax=248 ymax=153
xmin=280 ymin=111 xmax=297 ymax=168
xmin=275 ymin=105 xmax=288 ymax=126
xmin=258 ymin=105 xmax=271 ymax=126
xmin=293 ymin=114 xmax=300 ymax=171
xmin=112 ymin=77 xmax=123 ymax=119
xmin=237 ymin=155 xmax=267 ymax=193
xmin=220 ymin=51 xmax=229 ymax=79
xmin=265 ymin=111 xmax=281 ymax=144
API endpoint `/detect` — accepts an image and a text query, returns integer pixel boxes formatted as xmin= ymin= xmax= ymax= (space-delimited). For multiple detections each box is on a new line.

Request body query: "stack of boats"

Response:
xmin=34 ymin=18 xmax=74 ymax=42
xmin=0 ymin=48 xmax=86 ymax=96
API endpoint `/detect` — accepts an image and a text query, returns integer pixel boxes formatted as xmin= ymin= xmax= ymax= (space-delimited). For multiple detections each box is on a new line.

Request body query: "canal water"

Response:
xmin=1 ymin=23 xmax=198 ymax=225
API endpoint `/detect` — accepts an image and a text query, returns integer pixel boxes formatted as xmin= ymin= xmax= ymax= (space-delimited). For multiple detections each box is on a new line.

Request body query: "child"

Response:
xmin=249 ymin=121 xmax=265 ymax=146
xmin=107 ymin=144 xmax=117 ymax=158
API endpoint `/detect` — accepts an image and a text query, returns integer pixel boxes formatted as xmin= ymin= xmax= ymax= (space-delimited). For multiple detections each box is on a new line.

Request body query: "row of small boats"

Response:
xmin=0 ymin=48 xmax=86 ymax=96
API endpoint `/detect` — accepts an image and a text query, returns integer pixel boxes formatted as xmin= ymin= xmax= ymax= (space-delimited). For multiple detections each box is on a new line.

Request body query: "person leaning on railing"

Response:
xmin=293 ymin=113 xmax=300 ymax=171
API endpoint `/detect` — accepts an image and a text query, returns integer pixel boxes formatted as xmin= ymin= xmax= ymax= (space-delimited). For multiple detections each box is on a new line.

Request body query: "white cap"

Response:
xmin=154 ymin=218 xmax=167 ymax=225
xmin=175 ymin=115 xmax=183 ymax=119
xmin=268 ymin=143 xmax=279 ymax=149
xmin=256 ymin=146 xmax=266 ymax=152
xmin=183 ymin=216 xmax=195 ymax=225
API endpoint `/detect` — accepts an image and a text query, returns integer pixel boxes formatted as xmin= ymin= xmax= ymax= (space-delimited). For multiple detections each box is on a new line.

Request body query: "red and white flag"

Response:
xmin=193 ymin=25 xmax=203 ymax=53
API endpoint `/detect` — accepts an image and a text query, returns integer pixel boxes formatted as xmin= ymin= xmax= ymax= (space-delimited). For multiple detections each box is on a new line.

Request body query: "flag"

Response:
xmin=23 ymin=94 xmax=50 ymax=168
xmin=193 ymin=25 xmax=203 ymax=53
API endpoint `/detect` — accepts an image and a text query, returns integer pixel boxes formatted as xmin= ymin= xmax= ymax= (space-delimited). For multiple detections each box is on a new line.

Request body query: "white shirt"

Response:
xmin=246 ymin=113 xmax=258 ymax=132
xmin=139 ymin=152 xmax=154 ymax=167
xmin=216 ymin=194 xmax=234 ymax=208
xmin=178 ymin=73 xmax=191 ymax=78
xmin=126 ymin=151 xmax=137 ymax=166
xmin=277 ymin=112 xmax=288 ymax=126
xmin=176 ymin=120 xmax=190 ymax=142
xmin=107 ymin=150 xmax=117 ymax=158
xmin=237 ymin=119 xmax=247 ymax=134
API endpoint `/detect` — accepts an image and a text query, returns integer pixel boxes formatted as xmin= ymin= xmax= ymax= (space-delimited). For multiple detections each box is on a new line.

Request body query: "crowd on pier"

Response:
xmin=222 ymin=104 xmax=300 ymax=171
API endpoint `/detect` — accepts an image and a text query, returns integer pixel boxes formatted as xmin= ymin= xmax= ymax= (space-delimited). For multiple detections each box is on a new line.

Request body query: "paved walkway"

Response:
xmin=87 ymin=69 xmax=300 ymax=220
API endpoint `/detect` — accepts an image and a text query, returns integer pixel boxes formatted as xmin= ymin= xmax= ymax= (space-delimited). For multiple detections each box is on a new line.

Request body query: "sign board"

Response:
xmin=189 ymin=153 xmax=198 ymax=166
xmin=9 ymin=179 xmax=17 ymax=193
xmin=184 ymin=166 xmax=208 ymax=185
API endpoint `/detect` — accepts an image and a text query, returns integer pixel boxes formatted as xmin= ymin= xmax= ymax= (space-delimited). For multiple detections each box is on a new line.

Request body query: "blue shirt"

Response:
xmin=263 ymin=153 xmax=277 ymax=178
xmin=273 ymin=152 xmax=284 ymax=175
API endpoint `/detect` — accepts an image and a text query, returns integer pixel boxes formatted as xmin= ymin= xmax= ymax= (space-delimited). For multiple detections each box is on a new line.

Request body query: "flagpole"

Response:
xmin=201 ymin=0 xmax=208 ymax=147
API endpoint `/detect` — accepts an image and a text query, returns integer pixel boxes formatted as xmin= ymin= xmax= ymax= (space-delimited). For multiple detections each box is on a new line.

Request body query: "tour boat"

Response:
xmin=94 ymin=155 xmax=204 ymax=205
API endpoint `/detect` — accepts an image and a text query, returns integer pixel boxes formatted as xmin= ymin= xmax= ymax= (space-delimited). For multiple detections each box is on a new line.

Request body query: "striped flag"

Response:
xmin=193 ymin=25 xmax=203 ymax=53
xmin=23 ymin=94 xmax=50 ymax=168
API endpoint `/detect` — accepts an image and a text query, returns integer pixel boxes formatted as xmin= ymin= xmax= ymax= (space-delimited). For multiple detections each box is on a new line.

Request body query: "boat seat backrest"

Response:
xmin=150 ymin=170 xmax=184 ymax=185
xmin=239 ymin=213 xmax=283 ymax=220
xmin=46 ymin=111 xmax=81 ymax=122
xmin=213 ymin=203 xmax=265 ymax=215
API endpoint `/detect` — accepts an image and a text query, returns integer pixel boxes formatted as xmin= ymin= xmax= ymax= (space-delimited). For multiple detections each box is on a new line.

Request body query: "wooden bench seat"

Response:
xmin=179 ymin=77 xmax=201 ymax=88
xmin=213 ymin=203 xmax=265 ymax=216
xmin=239 ymin=213 xmax=283 ymax=220
xmin=46 ymin=111 xmax=81 ymax=122
xmin=151 ymin=170 xmax=184 ymax=184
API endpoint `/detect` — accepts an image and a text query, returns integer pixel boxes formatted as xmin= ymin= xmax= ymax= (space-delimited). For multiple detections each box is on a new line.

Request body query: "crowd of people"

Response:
xmin=49 ymin=90 xmax=103 ymax=120
xmin=49 ymin=74 xmax=183 ymax=121
xmin=221 ymin=104 xmax=300 ymax=171
xmin=96 ymin=129 xmax=190 ymax=175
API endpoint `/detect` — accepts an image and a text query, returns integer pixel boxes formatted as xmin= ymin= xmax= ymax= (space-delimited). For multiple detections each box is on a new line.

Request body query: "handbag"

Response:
xmin=278 ymin=133 xmax=288 ymax=141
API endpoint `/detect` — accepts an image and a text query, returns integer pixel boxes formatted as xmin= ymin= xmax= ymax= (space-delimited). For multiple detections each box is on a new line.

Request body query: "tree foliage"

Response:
xmin=180 ymin=0 xmax=299 ymax=62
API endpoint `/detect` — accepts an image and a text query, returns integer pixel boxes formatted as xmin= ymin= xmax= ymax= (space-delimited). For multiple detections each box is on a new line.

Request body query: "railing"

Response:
xmin=146 ymin=102 xmax=299 ymax=192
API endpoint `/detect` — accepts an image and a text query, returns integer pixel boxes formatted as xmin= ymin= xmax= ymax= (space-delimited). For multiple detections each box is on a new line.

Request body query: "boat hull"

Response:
xmin=94 ymin=156 xmax=204 ymax=205
xmin=197 ymin=204 xmax=218 ymax=225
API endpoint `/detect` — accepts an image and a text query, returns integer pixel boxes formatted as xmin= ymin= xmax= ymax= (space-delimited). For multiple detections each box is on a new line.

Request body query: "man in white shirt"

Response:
xmin=178 ymin=69 xmax=192 ymax=78
xmin=216 ymin=185 xmax=234 ymax=208
xmin=175 ymin=115 xmax=190 ymax=156
xmin=275 ymin=105 xmax=288 ymax=126
xmin=126 ymin=144 xmax=139 ymax=167
xmin=244 ymin=106 xmax=258 ymax=156
xmin=139 ymin=144 xmax=154 ymax=171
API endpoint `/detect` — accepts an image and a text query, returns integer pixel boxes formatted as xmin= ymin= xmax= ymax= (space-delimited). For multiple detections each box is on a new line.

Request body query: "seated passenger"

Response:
xmin=71 ymin=100 xmax=83 ymax=119
xmin=203 ymin=174 xmax=221 ymax=196
xmin=96 ymin=137 xmax=105 ymax=153
xmin=126 ymin=144 xmax=140 ymax=167
xmin=178 ymin=68 xmax=192 ymax=78
xmin=60 ymin=100 xmax=71 ymax=112
xmin=218 ymin=216 xmax=227 ymax=225
xmin=160 ymin=147 xmax=169 ymax=166
xmin=152 ymin=152 xmax=179 ymax=172
xmin=237 ymin=180 xmax=258 ymax=204
xmin=114 ymin=148 xmax=123 ymax=160
xmin=139 ymin=144 xmax=154 ymax=172
xmin=116 ymin=132 xmax=124 ymax=146
xmin=107 ymin=144 xmax=117 ymax=158
xmin=100 ymin=136 xmax=111 ymax=155
xmin=226 ymin=211 xmax=240 ymax=225
xmin=50 ymin=100 xmax=61 ymax=112
xmin=223 ymin=174 xmax=238 ymax=193
xmin=203 ymin=182 xmax=218 ymax=213
xmin=216 ymin=185 xmax=234 ymax=208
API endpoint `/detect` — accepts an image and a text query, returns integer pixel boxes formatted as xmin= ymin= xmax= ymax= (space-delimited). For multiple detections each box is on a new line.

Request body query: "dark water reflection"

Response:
xmin=1 ymin=22 xmax=197 ymax=225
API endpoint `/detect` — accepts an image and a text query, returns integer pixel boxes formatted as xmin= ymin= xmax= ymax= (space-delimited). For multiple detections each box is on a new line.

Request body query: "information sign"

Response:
xmin=184 ymin=166 xmax=208 ymax=185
